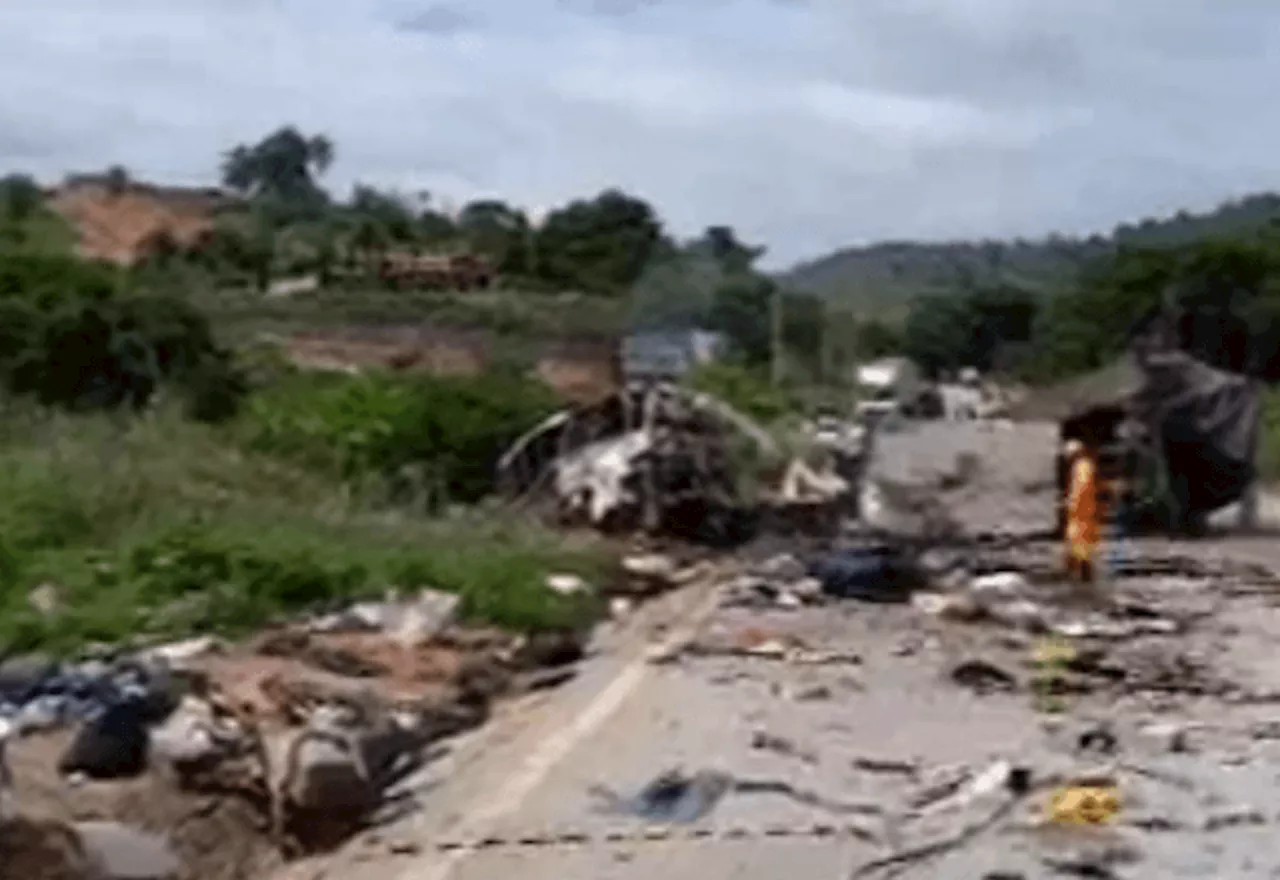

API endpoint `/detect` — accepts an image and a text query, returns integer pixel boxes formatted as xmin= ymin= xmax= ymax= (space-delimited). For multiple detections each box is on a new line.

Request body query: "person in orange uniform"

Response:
xmin=1063 ymin=438 xmax=1101 ymax=583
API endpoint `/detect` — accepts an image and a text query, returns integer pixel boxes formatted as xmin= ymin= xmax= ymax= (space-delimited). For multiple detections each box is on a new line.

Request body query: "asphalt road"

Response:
xmin=284 ymin=525 xmax=1280 ymax=880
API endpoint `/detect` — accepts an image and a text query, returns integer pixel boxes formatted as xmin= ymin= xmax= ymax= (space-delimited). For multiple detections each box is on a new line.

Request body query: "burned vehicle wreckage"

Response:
xmin=496 ymin=382 xmax=782 ymax=545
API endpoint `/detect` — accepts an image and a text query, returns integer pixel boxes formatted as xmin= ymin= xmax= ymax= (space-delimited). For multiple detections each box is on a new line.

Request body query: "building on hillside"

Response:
xmin=621 ymin=328 xmax=725 ymax=382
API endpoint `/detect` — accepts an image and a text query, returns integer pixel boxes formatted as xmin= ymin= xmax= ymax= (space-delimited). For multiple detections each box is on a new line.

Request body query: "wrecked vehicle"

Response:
xmin=496 ymin=382 xmax=779 ymax=544
xmin=1044 ymin=336 xmax=1262 ymax=536
xmin=497 ymin=382 xmax=866 ymax=544
xmin=1131 ymin=347 xmax=1261 ymax=533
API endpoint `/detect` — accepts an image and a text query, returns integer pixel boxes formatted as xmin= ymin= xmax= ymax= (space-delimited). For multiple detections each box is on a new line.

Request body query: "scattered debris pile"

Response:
xmin=0 ymin=587 xmax=593 ymax=879
xmin=497 ymin=382 xmax=781 ymax=544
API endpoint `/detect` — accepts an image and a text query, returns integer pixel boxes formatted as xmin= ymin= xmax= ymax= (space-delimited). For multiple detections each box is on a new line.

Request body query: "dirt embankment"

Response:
xmin=46 ymin=177 xmax=234 ymax=267
xmin=285 ymin=326 xmax=622 ymax=405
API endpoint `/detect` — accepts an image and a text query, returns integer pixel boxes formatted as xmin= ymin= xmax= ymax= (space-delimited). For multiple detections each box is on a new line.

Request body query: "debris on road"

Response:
xmin=0 ymin=584 xmax=598 ymax=878
xmin=1046 ymin=784 xmax=1122 ymax=826
xmin=589 ymin=769 xmax=735 ymax=824
xmin=808 ymin=545 xmax=922 ymax=603
xmin=58 ymin=695 xmax=154 ymax=781
xmin=750 ymin=729 xmax=818 ymax=764
xmin=678 ymin=624 xmax=862 ymax=667
xmin=950 ymin=659 xmax=1019 ymax=694
xmin=852 ymin=756 xmax=919 ymax=778
xmin=307 ymin=587 xmax=461 ymax=647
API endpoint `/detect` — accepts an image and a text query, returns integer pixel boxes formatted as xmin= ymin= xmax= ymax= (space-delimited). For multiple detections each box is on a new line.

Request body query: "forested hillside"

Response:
xmin=783 ymin=193 xmax=1280 ymax=311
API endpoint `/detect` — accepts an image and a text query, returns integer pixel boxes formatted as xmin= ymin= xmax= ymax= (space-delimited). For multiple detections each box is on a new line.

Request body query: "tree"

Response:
xmin=0 ymin=254 xmax=244 ymax=420
xmin=901 ymin=282 xmax=1041 ymax=377
xmin=902 ymin=295 xmax=979 ymax=377
xmin=854 ymin=318 xmax=904 ymax=360
xmin=536 ymin=189 xmax=665 ymax=293
xmin=349 ymin=184 xmax=417 ymax=243
xmin=457 ymin=199 xmax=532 ymax=274
xmin=965 ymin=283 xmax=1039 ymax=372
xmin=708 ymin=275 xmax=775 ymax=366
xmin=0 ymin=174 xmax=42 ymax=223
xmin=351 ymin=217 xmax=390 ymax=272
xmin=220 ymin=126 xmax=334 ymax=211
xmin=781 ymin=292 xmax=826 ymax=379
xmin=701 ymin=225 xmax=766 ymax=275
xmin=417 ymin=204 xmax=457 ymax=244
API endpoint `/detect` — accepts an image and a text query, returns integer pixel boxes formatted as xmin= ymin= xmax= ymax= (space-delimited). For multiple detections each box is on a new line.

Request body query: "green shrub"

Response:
xmin=0 ymin=411 xmax=608 ymax=653
xmin=0 ymin=254 xmax=246 ymax=420
xmin=242 ymin=371 xmax=559 ymax=505
xmin=684 ymin=360 xmax=798 ymax=424
xmin=1259 ymin=387 xmax=1280 ymax=484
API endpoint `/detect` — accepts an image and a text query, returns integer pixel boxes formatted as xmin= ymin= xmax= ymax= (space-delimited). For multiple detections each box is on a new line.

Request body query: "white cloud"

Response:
xmin=2 ymin=0 xmax=1279 ymax=266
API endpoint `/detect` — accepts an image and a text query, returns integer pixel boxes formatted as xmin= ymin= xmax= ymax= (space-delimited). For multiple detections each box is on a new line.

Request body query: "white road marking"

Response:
xmin=400 ymin=584 xmax=724 ymax=880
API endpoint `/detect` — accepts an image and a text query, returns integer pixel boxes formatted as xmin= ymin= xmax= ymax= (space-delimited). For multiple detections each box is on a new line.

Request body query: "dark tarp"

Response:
xmin=1131 ymin=350 xmax=1261 ymax=516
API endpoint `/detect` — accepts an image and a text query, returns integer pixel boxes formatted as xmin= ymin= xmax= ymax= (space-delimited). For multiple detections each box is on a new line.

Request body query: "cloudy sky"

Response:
xmin=2 ymin=0 xmax=1277 ymax=267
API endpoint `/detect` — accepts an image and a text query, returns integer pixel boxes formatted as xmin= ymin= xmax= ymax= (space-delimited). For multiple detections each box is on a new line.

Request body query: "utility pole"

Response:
xmin=770 ymin=283 xmax=784 ymax=387
xmin=819 ymin=301 xmax=833 ymax=387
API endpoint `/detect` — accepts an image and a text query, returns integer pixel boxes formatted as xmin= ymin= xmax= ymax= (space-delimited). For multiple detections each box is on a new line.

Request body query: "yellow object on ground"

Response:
xmin=1032 ymin=637 xmax=1076 ymax=668
xmin=1047 ymin=785 xmax=1121 ymax=825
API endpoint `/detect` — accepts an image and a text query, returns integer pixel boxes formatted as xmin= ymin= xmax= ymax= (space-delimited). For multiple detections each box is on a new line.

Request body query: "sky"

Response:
xmin=2 ymin=0 xmax=1279 ymax=268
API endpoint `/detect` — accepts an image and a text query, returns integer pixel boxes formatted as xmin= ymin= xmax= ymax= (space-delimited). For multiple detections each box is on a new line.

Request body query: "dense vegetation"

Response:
xmin=5 ymin=120 xmax=1280 ymax=655
xmin=784 ymin=193 xmax=1280 ymax=310
xmin=890 ymin=234 xmax=1280 ymax=385
xmin=0 ymin=134 xmax=638 ymax=651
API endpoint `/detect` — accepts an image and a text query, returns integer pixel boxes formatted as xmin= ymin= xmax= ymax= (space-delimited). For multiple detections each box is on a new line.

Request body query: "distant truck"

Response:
xmin=853 ymin=357 xmax=924 ymax=422
xmin=373 ymin=252 xmax=495 ymax=291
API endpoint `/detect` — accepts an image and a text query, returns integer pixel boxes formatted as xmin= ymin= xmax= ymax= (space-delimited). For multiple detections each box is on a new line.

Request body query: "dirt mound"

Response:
xmin=47 ymin=177 xmax=234 ymax=267
xmin=285 ymin=325 xmax=493 ymax=377
xmin=0 ymin=813 xmax=94 ymax=880
xmin=7 ymin=731 xmax=281 ymax=880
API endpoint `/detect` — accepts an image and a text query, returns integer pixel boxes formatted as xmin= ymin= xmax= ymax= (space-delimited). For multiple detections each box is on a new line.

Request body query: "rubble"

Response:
xmin=263 ymin=704 xmax=384 ymax=852
xmin=0 ymin=584 xmax=596 ymax=875
xmin=75 ymin=820 xmax=183 ymax=879
xmin=58 ymin=696 xmax=153 ymax=780
xmin=590 ymin=769 xmax=735 ymax=824
xmin=808 ymin=545 xmax=923 ymax=602
xmin=307 ymin=588 xmax=460 ymax=646
xmin=545 ymin=573 xmax=590 ymax=596
xmin=0 ymin=654 xmax=173 ymax=735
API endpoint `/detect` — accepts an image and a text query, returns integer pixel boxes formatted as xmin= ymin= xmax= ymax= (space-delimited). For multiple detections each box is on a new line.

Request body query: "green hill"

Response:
xmin=781 ymin=192 xmax=1280 ymax=313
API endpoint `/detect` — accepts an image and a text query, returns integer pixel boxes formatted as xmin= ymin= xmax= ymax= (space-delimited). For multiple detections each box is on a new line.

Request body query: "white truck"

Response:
xmin=853 ymin=357 xmax=923 ymax=424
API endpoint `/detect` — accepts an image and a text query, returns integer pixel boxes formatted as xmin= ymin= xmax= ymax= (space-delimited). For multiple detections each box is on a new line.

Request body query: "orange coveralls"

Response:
xmin=1065 ymin=446 xmax=1100 ymax=582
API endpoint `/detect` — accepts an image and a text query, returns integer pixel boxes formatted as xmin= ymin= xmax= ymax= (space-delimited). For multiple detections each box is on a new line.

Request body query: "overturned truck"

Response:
xmin=1047 ymin=328 xmax=1262 ymax=534
xmin=1131 ymin=346 xmax=1262 ymax=531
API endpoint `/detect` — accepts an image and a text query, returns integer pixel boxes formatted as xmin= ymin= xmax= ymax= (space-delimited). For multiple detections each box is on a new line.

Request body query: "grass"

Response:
xmin=0 ymin=405 xmax=611 ymax=655
xmin=192 ymin=284 xmax=629 ymax=352
xmin=1259 ymin=387 xmax=1280 ymax=484
xmin=1030 ymin=636 xmax=1075 ymax=714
